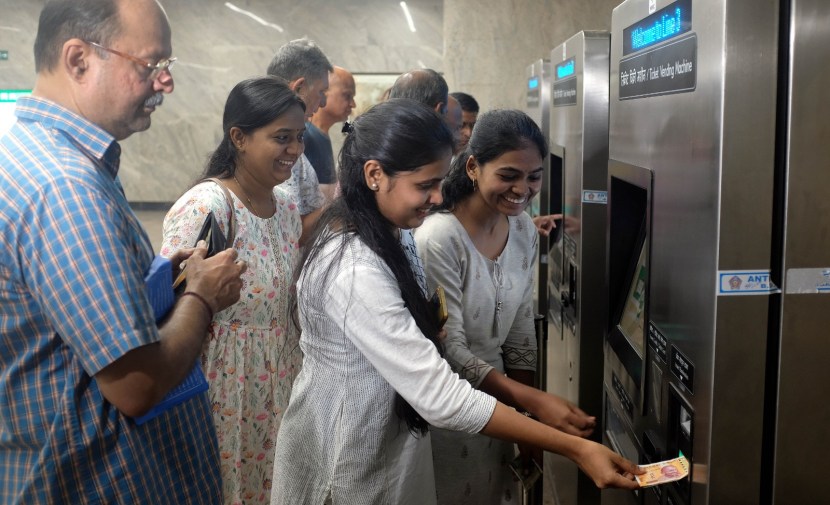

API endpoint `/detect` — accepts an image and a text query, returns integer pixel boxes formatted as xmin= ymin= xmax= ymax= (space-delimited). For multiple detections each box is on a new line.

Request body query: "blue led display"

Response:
xmin=623 ymin=0 xmax=692 ymax=56
xmin=556 ymin=58 xmax=575 ymax=80
xmin=528 ymin=77 xmax=539 ymax=90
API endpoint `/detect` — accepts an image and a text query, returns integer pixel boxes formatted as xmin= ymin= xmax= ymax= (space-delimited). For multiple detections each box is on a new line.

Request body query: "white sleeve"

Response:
xmin=325 ymin=245 xmax=497 ymax=433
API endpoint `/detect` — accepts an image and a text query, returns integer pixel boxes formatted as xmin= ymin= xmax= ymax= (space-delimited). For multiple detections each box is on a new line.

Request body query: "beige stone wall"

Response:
xmin=0 ymin=0 xmax=442 ymax=202
xmin=443 ymin=0 xmax=622 ymax=111
xmin=0 ymin=0 xmax=623 ymax=202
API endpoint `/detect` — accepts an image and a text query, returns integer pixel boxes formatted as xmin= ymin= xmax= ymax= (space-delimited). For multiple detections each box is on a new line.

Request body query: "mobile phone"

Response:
xmin=431 ymin=285 xmax=448 ymax=328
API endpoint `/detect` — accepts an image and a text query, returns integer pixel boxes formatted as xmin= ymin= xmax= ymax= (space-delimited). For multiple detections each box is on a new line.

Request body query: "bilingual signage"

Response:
xmin=553 ymin=78 xmax=577 ymax=107
xmin=648 ymin=322 xmax=668 ymax=363
xmin=619 ymin=33 xmax=697 ymax=100
xmin=670 ymin=345 xmax=694 ymax=394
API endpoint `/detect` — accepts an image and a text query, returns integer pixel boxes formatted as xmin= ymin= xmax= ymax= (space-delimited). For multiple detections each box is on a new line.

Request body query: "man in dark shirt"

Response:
xmin=306 ymin=65 xmax=356 ymax=200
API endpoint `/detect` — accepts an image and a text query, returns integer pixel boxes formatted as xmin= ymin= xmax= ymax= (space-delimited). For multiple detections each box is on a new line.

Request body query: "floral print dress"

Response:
xmin=161 ymin=181 xmax=302 ymax=505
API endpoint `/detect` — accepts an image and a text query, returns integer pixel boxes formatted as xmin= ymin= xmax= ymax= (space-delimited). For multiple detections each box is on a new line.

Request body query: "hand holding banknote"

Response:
xmin=635 ymin=455 xmax=690 ymax=487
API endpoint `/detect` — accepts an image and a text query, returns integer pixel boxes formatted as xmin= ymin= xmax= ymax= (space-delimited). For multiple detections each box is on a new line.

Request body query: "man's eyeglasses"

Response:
xmin=86 ymin=41 xmax=176 ymax=81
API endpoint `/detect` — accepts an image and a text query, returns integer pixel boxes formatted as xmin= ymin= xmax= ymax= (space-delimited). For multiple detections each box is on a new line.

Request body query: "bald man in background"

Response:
xmin=388 ymin=68 xmax=448 ymax=115
xmin=306 ymin=66 xmax=356 ymax=200
xmin=446 ymin=95 xmax=463 ymax=155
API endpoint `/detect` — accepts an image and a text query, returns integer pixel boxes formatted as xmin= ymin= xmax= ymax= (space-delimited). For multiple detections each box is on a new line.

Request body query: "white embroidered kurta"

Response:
xmin=415 ymin=212 xmax=538 ymax=504
xmin=271 ymin=230 xmax=496 ymax=505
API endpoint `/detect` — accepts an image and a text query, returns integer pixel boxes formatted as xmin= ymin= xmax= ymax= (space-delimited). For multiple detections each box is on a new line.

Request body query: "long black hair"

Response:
xmin=198 ymin=76 xmax=305 ymax=182
xmin=438 ymin=108 xmax=548 ymax=211
xmin=300 ymin=98 xmax=454 ymax=435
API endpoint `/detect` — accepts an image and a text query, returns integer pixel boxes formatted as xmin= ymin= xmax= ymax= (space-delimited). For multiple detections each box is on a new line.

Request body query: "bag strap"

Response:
xmin=206 ymin=178 xmax=236 ymax=245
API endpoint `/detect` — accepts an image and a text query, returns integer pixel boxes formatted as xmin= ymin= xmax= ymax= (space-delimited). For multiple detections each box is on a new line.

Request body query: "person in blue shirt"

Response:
xmin=0 ymin=0 xmax=245 ymax=502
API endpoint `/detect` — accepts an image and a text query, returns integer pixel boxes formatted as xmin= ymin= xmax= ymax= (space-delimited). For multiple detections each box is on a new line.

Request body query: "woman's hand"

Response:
xmin=533 ymin=393 xmax=596 ymax=437
xmin=532 ymin=214 xmax=561 ymax=237
xmin=573 ymin=440 xmax=643 ymax=490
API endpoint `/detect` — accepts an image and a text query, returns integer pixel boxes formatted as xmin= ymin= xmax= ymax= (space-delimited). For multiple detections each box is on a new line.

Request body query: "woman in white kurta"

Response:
xmin=415 ymin=109 xmax=597 ymax=504
xmin=161 ymin=78 xmax=305 ymax=504
xmin=271 ymin=100 xmax=642 ymax=505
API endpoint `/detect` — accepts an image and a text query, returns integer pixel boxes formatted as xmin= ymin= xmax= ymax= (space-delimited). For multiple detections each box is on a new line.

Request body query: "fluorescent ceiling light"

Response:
xmin=400 ymin=2 xmax=417 ymax=32
xmin=224 ymin=2 xmax=284 ymax=33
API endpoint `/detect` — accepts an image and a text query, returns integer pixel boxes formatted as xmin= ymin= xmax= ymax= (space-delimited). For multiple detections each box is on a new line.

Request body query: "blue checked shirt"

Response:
xmin=0 ymin=97 xmax=221 ymax=504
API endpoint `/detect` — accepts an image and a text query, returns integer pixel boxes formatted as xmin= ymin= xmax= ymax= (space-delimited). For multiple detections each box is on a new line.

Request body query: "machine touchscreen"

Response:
xmin=618 ymin=243 xmax=647 ymax=352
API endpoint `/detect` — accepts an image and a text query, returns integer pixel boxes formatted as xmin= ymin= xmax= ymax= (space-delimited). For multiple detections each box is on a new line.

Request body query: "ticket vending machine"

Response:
xmin=603 ymin=0 xmax=779 ymax=504
xmin=543 ymin=31 xmax=610 ymax=505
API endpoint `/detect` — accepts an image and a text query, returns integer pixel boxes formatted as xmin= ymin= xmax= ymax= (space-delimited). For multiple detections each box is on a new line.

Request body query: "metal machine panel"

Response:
xmin=605 ymin=0 xmax=778 ymax=504
xmin=772 ymin=0 xmax=830 ymax=500
xmin=543 ymin=31 xmax=611 ymax=505
xmin=526 ymin=59 xmax=554 ymax=319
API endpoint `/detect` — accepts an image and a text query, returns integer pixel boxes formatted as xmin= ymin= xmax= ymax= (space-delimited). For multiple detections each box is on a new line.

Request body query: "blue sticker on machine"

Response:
xmin=718 ymin=269 xmax=780 ymax=295
xmin=582 ymin=190 xmax=608 ymax=204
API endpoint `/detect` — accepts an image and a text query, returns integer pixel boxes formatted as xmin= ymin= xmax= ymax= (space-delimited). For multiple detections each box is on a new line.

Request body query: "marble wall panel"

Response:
xmin=444 ymin=0 xmax=622 ymax=112
xmin=0 ymin=0 xmax=442 ymax=202
xmin=2 ymin=0 xmax=622 ymax=202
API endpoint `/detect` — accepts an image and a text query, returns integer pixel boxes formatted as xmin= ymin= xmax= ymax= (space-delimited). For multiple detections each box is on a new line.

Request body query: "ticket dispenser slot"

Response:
xmin=565 ymin=260 xmax=578 ymax=310
xmin=642 ymin=431 xmax=665 ymax=503
xmin=604 ymin=392 xmax=644 ymax=504
xmin=667 ymin=385 xmax=693 ymax=504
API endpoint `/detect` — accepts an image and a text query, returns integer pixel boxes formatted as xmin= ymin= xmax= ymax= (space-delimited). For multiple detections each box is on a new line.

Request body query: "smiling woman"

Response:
xmin=415 ymin=109 xmax=598 ymax=504
xmin=270 ymin=101 xmax=641 ymax=505
xmin=160 ymin=76 xmax=307 ymax=505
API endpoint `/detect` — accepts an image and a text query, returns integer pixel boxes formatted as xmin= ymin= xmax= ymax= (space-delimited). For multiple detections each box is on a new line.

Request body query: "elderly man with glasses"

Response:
xmin=0 ymin=0 xmax=245 ymax=502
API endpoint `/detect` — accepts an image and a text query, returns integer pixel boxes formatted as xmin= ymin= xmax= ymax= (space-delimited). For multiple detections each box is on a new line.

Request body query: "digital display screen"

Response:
xmin=555 ymin=58 xmax=575 ymax=80
xmin=0 ymin=89 xmax=31 ymax=138
xmin=623 ymin=0 xmax=692 ymax=55
xmin=618 ymin=243 xmax=647 ymax=353
xmin=528 ymin=76 xmax=539 ymax=90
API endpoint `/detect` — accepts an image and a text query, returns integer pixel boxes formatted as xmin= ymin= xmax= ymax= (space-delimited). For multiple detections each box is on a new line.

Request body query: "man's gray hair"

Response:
xmin=266 ymin=37 xmax=333 ymax=83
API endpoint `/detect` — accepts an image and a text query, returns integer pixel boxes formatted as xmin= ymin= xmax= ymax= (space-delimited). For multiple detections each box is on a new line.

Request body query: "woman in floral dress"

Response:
xmin=161 ymin=77 xmax=305 ymax=504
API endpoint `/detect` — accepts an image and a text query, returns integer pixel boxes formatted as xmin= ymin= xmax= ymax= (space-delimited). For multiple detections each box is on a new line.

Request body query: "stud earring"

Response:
xmin=371 ymin=182 xmax=379 ymax=191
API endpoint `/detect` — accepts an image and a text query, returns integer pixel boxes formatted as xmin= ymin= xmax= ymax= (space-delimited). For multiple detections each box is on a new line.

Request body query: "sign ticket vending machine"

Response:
xmin=543 ymin=31 xmax=610 ymax=505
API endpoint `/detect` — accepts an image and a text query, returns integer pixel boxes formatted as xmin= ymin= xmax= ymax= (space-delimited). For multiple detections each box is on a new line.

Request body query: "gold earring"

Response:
xmin=472 ymin=178 xmax=478 ymax=192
